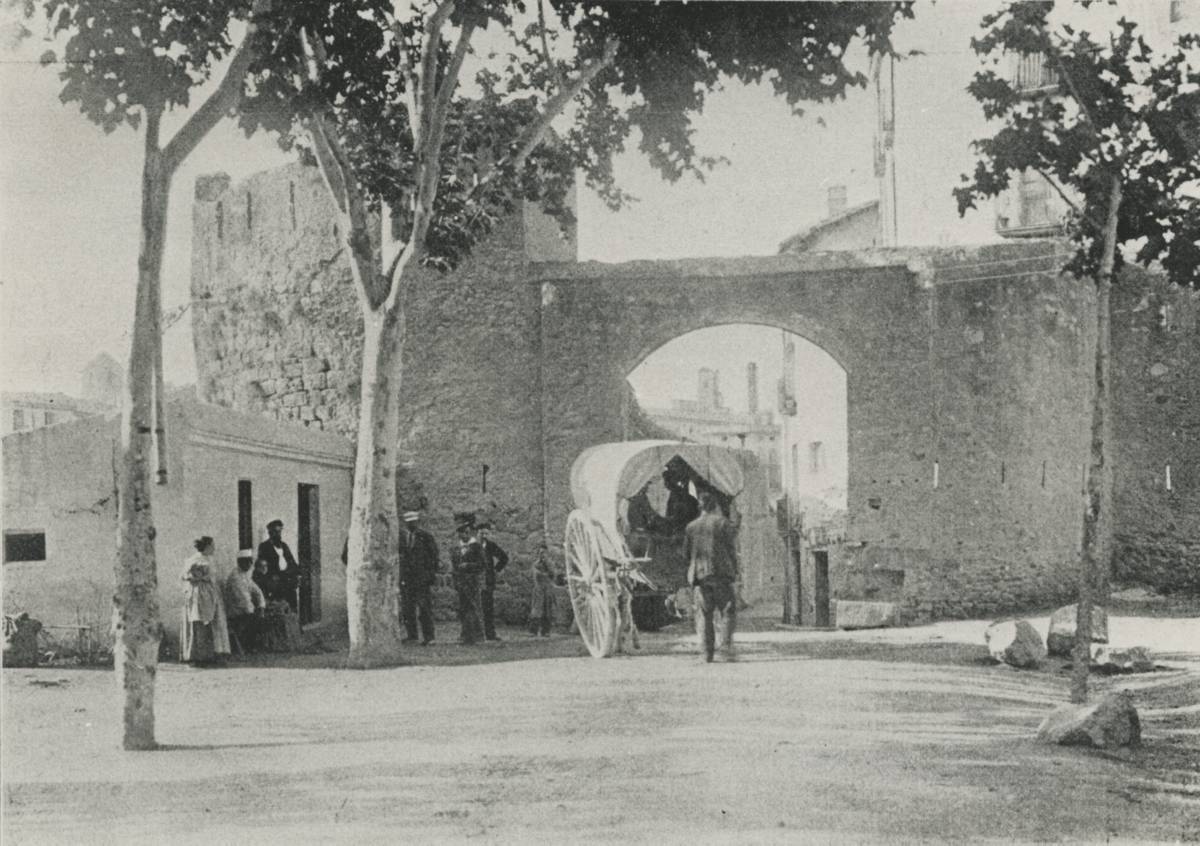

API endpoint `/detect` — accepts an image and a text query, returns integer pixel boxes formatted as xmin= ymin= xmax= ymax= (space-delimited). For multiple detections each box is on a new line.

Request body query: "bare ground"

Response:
xmin=3 ymin=618 xmax=1198 ymax=845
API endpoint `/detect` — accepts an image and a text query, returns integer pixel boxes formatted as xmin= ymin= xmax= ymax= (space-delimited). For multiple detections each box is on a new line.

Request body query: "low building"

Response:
xmin=1 ymin=391 xmax=113 ymax=436
xmin=2 ymin=397 xmax=353 ymax=650
xmin=778 ymin=188 xmax=881 ymax=254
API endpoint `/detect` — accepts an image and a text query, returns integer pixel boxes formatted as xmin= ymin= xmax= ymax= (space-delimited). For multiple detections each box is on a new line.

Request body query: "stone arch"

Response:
xmin=621 ymin=315 xmax=852 ymax=383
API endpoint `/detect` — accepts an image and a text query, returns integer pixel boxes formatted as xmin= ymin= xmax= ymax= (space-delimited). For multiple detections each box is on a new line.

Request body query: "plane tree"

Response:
xmin=955 ymin=0 xmax=1200 ymax=703
xmin=238 ymin=0 xmax=914 ymax=666
xmin=20 ymin=0 xmax=278 ymax=749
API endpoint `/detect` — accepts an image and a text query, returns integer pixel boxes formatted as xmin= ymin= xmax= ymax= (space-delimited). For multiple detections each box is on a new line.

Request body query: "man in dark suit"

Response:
xmin=450 ymin=513 xmax=485 ymax=645
xmin=398 ymin=510 xmax=440 ymax=645
xmin=257 ymin=519 xmax=301 ymax=613
xmin=477 ymin=522 xmax=509 ymax=642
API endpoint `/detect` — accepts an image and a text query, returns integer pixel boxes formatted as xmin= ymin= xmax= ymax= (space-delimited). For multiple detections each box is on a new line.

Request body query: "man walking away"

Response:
xmin=450 ymin=513 xmax=485 ymax=645
xmin=477 ymin=522 xmax=509 ymax=642
xmin=399 ymin=510 xmax=440 ymax=645
xmin=684 ymin=491 xmax=739 ymax=663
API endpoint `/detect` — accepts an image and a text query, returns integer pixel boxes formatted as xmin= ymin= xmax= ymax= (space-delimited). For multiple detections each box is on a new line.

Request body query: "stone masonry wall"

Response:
xmin=1111 ymin=268 xmax=1200 ymax=593
xmin=192 ymin=162 xmax=575 ymax=619
xmin=191 ymin=162 xmax=1195 ymax=628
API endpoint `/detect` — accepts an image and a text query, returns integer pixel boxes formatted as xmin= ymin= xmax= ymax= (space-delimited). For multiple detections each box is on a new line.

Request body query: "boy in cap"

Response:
xmin=224 ymin=549 xmax=267 ymax=654
xmin=398 ymin=510 xmax=440 ymax=645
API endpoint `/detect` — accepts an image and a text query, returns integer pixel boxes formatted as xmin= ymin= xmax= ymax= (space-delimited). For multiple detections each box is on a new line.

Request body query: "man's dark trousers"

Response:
xmin=695 ymin=576 xmax=736 ymax=662
xmin=401 ymin=586 xmax=435 ymax=643
xmin=481 ymin=588 xmax=498 ymax=640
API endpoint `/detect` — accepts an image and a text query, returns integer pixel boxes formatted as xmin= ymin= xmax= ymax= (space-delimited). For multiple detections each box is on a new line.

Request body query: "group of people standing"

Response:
xmin=180 ymin=519 xmax=303 ymax=666
xmin=397 ymin=510 xmax=557 ymax=645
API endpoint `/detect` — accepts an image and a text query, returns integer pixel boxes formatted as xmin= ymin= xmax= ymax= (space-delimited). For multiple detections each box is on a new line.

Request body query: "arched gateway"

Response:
xmin=192 ymin=163 xmax=1104 ymax=625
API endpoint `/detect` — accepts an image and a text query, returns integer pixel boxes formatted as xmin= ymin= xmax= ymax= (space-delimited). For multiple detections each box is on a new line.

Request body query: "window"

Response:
xmin=809 ymin=441 xmax=825 ymax=473
xmin=43 ymin=411 xmax=56 ymax=426
xmin=12 ymin=409 xmax=26 ymax=430
xmin=4 ymin=531 xmax=46 ymax=563
xmin=238 ymin=480 xmax=254 ymax=551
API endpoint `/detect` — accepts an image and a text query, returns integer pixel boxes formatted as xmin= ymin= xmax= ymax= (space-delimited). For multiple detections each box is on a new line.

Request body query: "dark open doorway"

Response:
xmin=813 ymin=550 xmax=831 ymax=628
xmin=297 ymin=484 xmax=321 ymax=624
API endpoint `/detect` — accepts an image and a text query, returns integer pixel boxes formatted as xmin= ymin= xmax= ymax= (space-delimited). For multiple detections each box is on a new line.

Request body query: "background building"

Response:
xmin=3 ymin=398 xmax=353 ymax=647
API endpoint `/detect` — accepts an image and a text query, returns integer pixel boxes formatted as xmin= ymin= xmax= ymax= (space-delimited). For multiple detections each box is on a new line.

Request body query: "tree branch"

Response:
xmin=161 ymin=11 xmax=265 ymax=174
xmin=538 ymin=0 xmax=566 ymax=92
xmin=388 ymin=14 xmax=477 ymax=312
xmin=1031 ymin=165 xmax=1105 ymax=231
xmin=471 ymin=38 xmax=618 ymax=199
xmin=411 ymin=0 xmax=456 ymax=152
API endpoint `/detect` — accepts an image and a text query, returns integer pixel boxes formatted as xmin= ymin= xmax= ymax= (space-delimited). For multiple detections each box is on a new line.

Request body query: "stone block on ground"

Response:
xmin=1046 ymin=604 xmax=1108 ymax=657
xmin=984 ymin=619 xmax=1046 ymax=668
xmin=835 ymin=600 xmax=898 ymax=630
xmin=1036 ymin=692 xmax=1141 ymax=748
xmin=1091 ymin=646 xmax=1155 ymax=673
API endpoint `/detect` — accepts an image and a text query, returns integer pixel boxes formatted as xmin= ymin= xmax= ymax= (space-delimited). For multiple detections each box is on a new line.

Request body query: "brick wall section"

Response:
xmin=1111 ymin=268 xmax=1200 ymax=592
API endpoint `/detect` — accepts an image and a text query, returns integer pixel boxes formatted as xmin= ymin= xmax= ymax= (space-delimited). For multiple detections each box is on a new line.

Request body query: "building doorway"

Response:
xmin=297 ymin=484 xmax=321 ymax=624
xmin=813 ymin=550 xmax=831 ymax=628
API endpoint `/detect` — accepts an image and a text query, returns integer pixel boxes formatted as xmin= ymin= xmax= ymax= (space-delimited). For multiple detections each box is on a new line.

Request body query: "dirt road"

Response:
xmin=4 ymin=625 xmax=1198 ymax=844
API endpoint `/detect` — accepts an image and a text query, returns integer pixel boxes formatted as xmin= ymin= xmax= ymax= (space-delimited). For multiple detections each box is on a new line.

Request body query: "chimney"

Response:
xmin=746 ymin=362 xmax=759 ymax=415
xmin=697 ymin=368 xmax=721 ymax=409
xmin=827 ymin=184 xmax=847 ymax=218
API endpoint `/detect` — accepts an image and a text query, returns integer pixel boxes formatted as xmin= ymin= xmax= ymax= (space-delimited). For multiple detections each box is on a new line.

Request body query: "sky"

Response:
xmin=2 ymin=2 xmax=1019 ymax=398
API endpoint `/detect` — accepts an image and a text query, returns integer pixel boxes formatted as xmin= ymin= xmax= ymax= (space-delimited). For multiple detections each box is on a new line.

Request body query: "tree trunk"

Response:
xmin=345 ymin=303 xmax=407 ymax=667
xmin=1072 ymin=175 xmax=1122 ymax=705
xmin=114 ymin=111 xmax=170 ymax=749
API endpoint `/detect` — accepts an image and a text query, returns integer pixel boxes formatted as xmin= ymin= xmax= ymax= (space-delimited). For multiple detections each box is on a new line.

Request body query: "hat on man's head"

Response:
xmin=267 ymin=519 xmax=284 ymax=531
xmin=476 ymin=520 xmax=493 ymax=530
xmin=453 ymin=511 xmax=476 ymax=531
xmin=402 ymin=511 xmax=421 ymax=522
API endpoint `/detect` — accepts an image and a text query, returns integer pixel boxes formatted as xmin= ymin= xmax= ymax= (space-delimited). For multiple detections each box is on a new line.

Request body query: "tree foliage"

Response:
xmin=955 ymin=0 xmax=1200 ymax=287
xmin=39 ymin=0 xmax=256 ymax=132
xmin=238 ymin=1 xmax=913 ymax=273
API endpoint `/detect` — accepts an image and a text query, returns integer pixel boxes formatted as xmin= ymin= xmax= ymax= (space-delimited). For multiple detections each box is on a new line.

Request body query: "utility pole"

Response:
xmin=779 ymin=332 xmax=801 ymax=623
xmin=872 ymin=51 xmax=898 ymax=247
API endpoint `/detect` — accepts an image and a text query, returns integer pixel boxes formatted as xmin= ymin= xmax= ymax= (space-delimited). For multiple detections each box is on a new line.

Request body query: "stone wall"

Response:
xmin=536 ymin=246 xmax=1095 ymax=622
xmin=191 ymin=162 xmax=1196 ymax=628
xmin=1111 ymin=268 xmax=1200 ymax=593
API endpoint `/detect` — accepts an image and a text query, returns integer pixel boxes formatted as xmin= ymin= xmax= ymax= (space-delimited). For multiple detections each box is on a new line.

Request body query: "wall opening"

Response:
xmin=237 ymin=480 xmax=254 ymax=552
xmin=297 ymin=483 xmax=321 ymax=624
xmin=627 ymin=324 xmax=848 ymax=528
xmin=626 ymin=323 xmax=848 ymax=612
xmin=4 ymin=531 xmax=46 ymax=564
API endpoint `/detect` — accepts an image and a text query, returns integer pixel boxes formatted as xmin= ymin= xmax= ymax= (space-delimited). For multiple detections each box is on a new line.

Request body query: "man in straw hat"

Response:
xmin=450 ymin=512 xmax=485 ymax=645
xmin=399 ymin=510 xmax=440 ymax=645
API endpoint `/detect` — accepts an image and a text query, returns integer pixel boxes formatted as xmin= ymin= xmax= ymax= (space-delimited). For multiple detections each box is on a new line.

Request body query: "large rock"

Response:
xmin=1037 ymin=692 xmax=1141 ymax=748
xmin=1046 ymin=604 xmax=1108 ymax=657
xmin=985 ymin=620 xmax=1046 ymax=668
xmin=835 ymin=600 xmax=898 ymax=630
xmin=1092 ymin=646 xmax=1155 ymax=673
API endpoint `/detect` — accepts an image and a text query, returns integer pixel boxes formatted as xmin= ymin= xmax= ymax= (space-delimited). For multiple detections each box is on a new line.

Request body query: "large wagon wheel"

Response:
xmin=564 ymin=510 xmax=619 ymax=658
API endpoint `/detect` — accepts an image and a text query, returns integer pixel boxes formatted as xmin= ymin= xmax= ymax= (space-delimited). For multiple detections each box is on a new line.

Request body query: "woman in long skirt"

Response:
xmin=180 ymin=536 xmax=231 ymax=665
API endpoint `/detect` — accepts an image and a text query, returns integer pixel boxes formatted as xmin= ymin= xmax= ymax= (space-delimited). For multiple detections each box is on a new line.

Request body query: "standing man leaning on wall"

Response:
xmin=477 ymin=522 xmax=509 ymax=642
xmin=258 ymin=519 xmax=301 ymax=614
